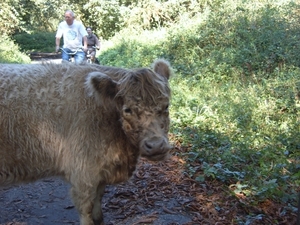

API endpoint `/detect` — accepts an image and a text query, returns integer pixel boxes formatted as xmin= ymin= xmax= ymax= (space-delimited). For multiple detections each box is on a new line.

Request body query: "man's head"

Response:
xmin=64 ymin=10 xmax=75 ymax=26
xmin=86 ymin=27 xmax=92 ymax=36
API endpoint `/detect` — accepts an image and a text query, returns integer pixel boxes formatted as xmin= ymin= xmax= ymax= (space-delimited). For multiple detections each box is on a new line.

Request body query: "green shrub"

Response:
xmin=13 ymin=31 xmax=58 ymax=53
xmin=0 ymin=35 xmax=31 ymax=63
xmin=160 ymin=1 xmax=300 ymax=79
xmin=100 ymin=29 xmax=168 ymax=68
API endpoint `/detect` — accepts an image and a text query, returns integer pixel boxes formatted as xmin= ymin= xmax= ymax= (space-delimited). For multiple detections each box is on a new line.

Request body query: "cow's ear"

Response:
xmin=86 ymin=71 xmax=118 ymax=102
xmin=152 ymin=59 xmax=172 ymax=80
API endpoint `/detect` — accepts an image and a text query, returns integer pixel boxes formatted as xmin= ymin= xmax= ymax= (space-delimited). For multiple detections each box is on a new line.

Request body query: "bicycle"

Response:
xmin=86 ymin=46 xmax=100 ymax=64
xmin=59 ymin=47 xmax=85 ymax=63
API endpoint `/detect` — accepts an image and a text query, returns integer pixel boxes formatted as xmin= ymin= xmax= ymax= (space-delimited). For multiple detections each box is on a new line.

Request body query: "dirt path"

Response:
xmin=29 ymin=52 xmax=62 ymax=64
xmin=0 ymin=156 xmax=196 ymax=225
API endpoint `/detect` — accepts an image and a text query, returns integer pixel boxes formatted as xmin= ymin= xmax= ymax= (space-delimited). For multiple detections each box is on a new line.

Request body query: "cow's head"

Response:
xmin=87 ymin=59 xmax=172 ymax=161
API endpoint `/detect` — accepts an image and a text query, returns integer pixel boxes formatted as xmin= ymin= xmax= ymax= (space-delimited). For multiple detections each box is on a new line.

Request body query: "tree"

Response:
xmin=0 ymin=0 xmax=24 ymax=35
xmin=1 ymin=0 xmax=206 ymax=40
xmin=81 ymin=0 xmax=124 ymax=39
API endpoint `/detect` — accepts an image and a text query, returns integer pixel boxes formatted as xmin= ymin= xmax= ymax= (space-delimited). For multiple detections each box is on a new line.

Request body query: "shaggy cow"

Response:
xmin=0 ymin=60 xmax=172 ymax=225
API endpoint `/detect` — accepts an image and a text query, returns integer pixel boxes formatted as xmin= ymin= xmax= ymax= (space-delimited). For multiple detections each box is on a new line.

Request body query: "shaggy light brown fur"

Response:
xmin=0 ymin=60 xmax=172 ymax=225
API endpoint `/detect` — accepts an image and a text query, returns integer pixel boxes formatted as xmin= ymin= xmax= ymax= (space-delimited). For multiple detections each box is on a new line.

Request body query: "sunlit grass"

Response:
xmin=170 ymin=68 xmax=300 ymax=203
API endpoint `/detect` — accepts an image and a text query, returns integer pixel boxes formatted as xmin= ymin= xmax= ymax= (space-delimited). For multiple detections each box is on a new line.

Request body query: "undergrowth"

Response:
xmin=99 ymin=0 xmax=300 ymax=209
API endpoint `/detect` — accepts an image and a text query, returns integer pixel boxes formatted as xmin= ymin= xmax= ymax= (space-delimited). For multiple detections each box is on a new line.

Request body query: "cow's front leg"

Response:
xmin=92 ymin=184 xmax=105 ymax=225
xmin=71 ymin=184 xmax=99 ymax=225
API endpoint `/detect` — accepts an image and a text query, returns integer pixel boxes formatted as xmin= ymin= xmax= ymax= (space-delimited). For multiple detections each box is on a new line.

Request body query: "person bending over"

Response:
xmin=55 ymin=10 xmax=88 ymax=64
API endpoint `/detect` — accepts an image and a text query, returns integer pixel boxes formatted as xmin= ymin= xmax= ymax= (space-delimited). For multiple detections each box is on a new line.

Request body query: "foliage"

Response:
xmin=170 ymin=70 xmax=300 ymax=202
xmin=167 ymin=0 xmax=300 ymax=206
xmin=0 ymin=0 xmax=218 ymax=40
xmin=99 ymin=29 xmax=168 ymax=68
xmin=0 ymin=0 xmax=24 ymax=35
xmin=81 ymin=0 xmax=125 ymax=39
xmin=79 ymin=0 xmax=208 ymax=39
xmin=98 ymin=0 xmax=300 ymax=209
xmin=0 ymin=0 xmax=64 ymax=35
xmin=161 ymin=1 xmax=300 ymax=79
xmin=0 ymin=35 xmax=31 ymax=63
xmin=13 ymin=32 xmax=57 ymax=53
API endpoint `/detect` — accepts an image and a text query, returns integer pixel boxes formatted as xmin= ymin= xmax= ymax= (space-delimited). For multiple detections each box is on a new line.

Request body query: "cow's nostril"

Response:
xmin=145 ymin=141 xmax=153 ymax=151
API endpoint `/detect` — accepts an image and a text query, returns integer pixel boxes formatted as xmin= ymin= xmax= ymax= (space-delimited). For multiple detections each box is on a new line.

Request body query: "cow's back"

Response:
xmin=0 ymin=64 xmax=111 ymax=185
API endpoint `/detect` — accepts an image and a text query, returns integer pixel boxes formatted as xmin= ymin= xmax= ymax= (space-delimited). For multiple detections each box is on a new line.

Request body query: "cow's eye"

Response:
xmin=124 ymin=108 xmax=132 ymax=114
xmin=158 ymin=105 xmax=169 ymax=115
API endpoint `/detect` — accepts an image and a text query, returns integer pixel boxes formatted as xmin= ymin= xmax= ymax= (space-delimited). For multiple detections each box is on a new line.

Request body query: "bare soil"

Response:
xmin=0 ymin=56 xmax=298 ymax=225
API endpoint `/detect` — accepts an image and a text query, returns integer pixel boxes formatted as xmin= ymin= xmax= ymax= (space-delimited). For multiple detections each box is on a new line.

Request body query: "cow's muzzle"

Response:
xmin=140 ymin=136 xmax=171 ymax=161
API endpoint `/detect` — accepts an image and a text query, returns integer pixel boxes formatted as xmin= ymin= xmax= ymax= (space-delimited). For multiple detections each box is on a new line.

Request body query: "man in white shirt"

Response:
xmin=55 ymin=10 xmax=88 ymax=64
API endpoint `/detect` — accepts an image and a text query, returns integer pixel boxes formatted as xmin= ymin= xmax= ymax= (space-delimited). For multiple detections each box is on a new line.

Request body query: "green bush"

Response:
xmin=13 ymin=31 xmax=58 ymax=53
xmin=0 ymin=35 xmax=31 ymax=63
xmin=161 ymin=1 xmax=300 ymax=79
xmin=100 ymin=29 xmax=168 ymax=68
